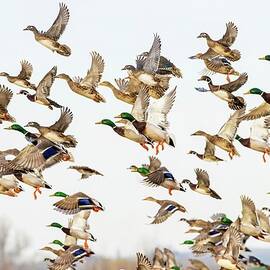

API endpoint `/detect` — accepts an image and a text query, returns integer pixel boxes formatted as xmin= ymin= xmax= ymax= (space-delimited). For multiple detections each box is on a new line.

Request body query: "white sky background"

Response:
xmin=0 ymin=0 xmax=270 ymax=263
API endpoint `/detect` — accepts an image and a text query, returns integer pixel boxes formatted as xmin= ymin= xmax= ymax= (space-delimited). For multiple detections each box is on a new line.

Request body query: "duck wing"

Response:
xmin=257 ymin=210 xmax=270 ymax=233
xmin=204 ymin=141 xmax=216 ymax=157
xmin=143 ymin=167 xmax=167 ymax=187
xmin=17 ymin=60 xmax=33 ymax=80
xmin=218 ymin=107 xmax=245 ymax=142
xmin=241 ymin=196 xmax=259 ymax=227
xmin=131 ymin=86 xmax=149 ymax=121
xmin=218 ymin=22 xmax=238 ymax=47
xmin=195 ymin=168 xmax=210 ymax=188
xmin=0 ymin=85 xmax=13 ymax=113
xmin=36 ymin=66 xmax=57 ymax=99
xmin=45 ymin=3 xmax=70 ymax=41
xmin=240 ymin=102 xmax=270 ymax=121
xmin=49 ymin=107 xmax=73 ymax=132
xmin=142 ymin=34 xmax=161 ymax=74
xmin=79 ymin=52 xmax=105 ymax=89
xmin=148 ymin=156 xmax=161 ymax=172
xmin=151 ymin=203 xmax=179 ymax=224
xmin=220 ymin=73 xmax=248 ymax=93
xmin=136 ymin=253 xmax=152 ymax=270
xmin=146 ymin=86 xmax=176 ymax=129
xmin=250 ymin=118 xmax=270 ymax=142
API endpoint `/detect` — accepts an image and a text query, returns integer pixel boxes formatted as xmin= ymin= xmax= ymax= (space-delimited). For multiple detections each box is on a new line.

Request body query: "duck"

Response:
xmin=240 ymin=196 xmax=263 ymax=237
xmin=182 ymin=168 xmax=221 ymax=199
xmin=18 ymin=66 xmax=61 ymax=110
xmin=138 ymin=51 xmax=183 ymax=78
xmin=179 ymin=218 xmax=212 ymax=230
xmin=197 ymin=22 xmax=240 ymax=61
xmin=189 ymin=56 xmax=240 ymax=82
xmin=188 ymin=141 xmax=224 ymax=163
xmin=136 ymin=252 xmax=152 ymax=270
xmin=128 ymin=156 xmax=161 ymax=176
xmin=240 ymin=88 xmax=270 ymax=121
xmin=68 ymin=166 xmax=103 ymax=179
xmin=0 ymin=177 xmax=23 ymax=197
xmin=191 ymin=107 xmax=245 ymax=159
xmin=235 ymin=117 xmax=270 ymax=162
xmin=143 ymin=196 xmax=186 ymax=224
xmin=56 ymin=52 xmax=106 ymax=103
xmin=99 ymin=79 xmax=137 ymax=104
xmin=196 ymin=73 xmax=247 ymax=110
xmin=0 ymin=60 xmax=36 ymax=89
xmin=115 ymin=86 xmax=176 ymax=154
xmin=0 ymin=85 xmax=16 ymax=123
xmin=47 ymin=245 xmax=94 ymax=270
xmin=25 ymin=107 xmax=77 ymax=147
xmin=259 ymin=55 xmax=270 ymax=61
xmin=50 ymin=191 xmax=104 ymax=214
xmin=24 ymin=3 xmax=71 ymax=56
xmin=142 ymin=167 xmax=186 ymax=195
xmin=95 ymin=119 xmax=153 ymax=151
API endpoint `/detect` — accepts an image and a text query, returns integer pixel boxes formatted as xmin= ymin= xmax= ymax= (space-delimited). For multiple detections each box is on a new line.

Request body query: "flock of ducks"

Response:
xmin=0 ymin=2 xmax=270 ymax=270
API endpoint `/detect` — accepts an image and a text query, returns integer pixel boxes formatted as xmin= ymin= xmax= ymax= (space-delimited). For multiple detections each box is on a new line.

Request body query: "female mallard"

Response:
xmin=235 ymin=117 xmax=270 ymax=162
xmin=68 ymin=166 xmax=103 ymax=179
xmin=240 ymin=88 xmax=270 ymax=121
xmin=189 ymin=56 xmax=240 ymax=83
xmin=0 ymin=60 xmax=36 ymax=89
xmin=179 ymin=218 xmax=212 ymax=230
xmin=115 ymin=86 xmax=176 ymax=154
xmin=0 ymin=85 xmax=16 ymax=123
xmin=56 ymin=52 xmax=105 ymax=103
xmin=143 ymin=196 xmax=186 ymax=224
xmin=24 ymin=3 xmax=71 ymax=56
xmin=188 ymin=141 xmax=224 ymax=163
xmin=50 ymin=191 xmax=104 ymax=214
xmin=47 ymin=245 xmax=94 ymax=270
xmin=18 ymin=66 xmax=61 ymax=110
xmin=142 ymin=167 xmax=186 ymax=195
xmin=191 ymin=108 xmax=245 ymax=159
xmin=182 ymin=169 xmax=221 ymax=199
xmin=128 ymin=156 xmax=161 ymax=176
xmin=25 ymin=107 xmax=77 ymax=147
xmin=99 ymin=79 xmax=137 ymax=104
xmin=95 ymin=119 xmax=153 ymax=151
xmin=197 ymin=22 xmax=240 ymax=61
xmin=196 ymin=73 xmax=247 ymax=110
xmin=0 ymin=177 xmax=23 ymax=197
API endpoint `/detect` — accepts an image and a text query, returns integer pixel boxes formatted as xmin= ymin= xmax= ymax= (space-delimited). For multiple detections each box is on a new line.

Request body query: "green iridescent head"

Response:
xmin=235 ymin=134 xmax=242 ymax=141
xmin=49 ymin=191 xmax=68 ymax=198
xmin=259 ymin=55 xmax=270 ymax=61
xmin=47 ymin=222 xmax=63 ymax=229
xmin=221 ymin=216 xmax=233 ymax=225
xmin=50 ymin=240 xmax=64 ymax=246
xmin=181 ymin=240 xmax=194 ymax=245
xmin=4 ymin=124 xmax=28 ymax=134
xmin=95 ymin=119 xmax=116 ymax=128
xmin=244 ymin=88 xmax=263 ymax=95
xmin=115 ymin=112 xmax=135 ymax=122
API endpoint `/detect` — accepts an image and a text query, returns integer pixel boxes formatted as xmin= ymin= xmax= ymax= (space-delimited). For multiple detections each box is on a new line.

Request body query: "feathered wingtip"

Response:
xmin=194 ymin=87 xmax=209 ymax=92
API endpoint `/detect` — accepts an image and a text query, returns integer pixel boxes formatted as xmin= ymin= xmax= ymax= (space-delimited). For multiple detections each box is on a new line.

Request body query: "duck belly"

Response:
xmin=249 ymin=139 xmax=270 ymax=152
xmin=21 ymin=174 xmax=42 ymax=188
xmin=124 ymin=129 xmax=145 ymax=143
xmin=162 ymin=180 xmax=177 ymax=189
xmin=138 ymin=73 xmax=157 ymax=86
xmin=144 ymin=124 xmax=166 ymax=141
xmin=213 ymin=90 xmax=231 ymax=102
xmin=38 ymin=38 xmax=56 ymax=51
xmin=218 ymin=259 xmax=237 ymax=270
xmin=12 ymin=79 xmax=29 ymax=88
xmin=44 ymin=131 xmax=66 ymax=144
xmin=195 ymin=188 xmax=209 ymax=195
xmin=211 ymin=137 xmax=233 ymax=152
xmin=70 ymin=229 xmax=89 ymax=240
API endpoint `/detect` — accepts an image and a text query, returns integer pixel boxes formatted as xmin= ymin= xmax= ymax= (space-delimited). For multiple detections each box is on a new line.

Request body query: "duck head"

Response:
xmin=128 ymin=165 xmax=138 ymax=172
xmin=55 ymin=73 xmax=71 ymax=81
xmin=25 ymin=121 xmax=40 ymax=129
xmin=259 ymin=55 xmax=270 ymax=61
xmin=181 ymin=179 xmax=191 ymax=185
xmin=4 ymin=124 xmax=28 ymax=134
xmin=0 ymin=72 xmax=8 ymax=77
xmin=143 ymin=196 xmax=156 ymax=202
xmin=191 ymin=130 xmax=208 ymax=137
xmin=95 ymin=119 xmax=116 ymax=128
xmin=17 ymin=90 xmax=29 ymax=96
xmin=198 ymin=76 xmax=212 ymax=83
xmin=47 ymin=222 xmax=63 ymax=229
xmin=50 ymin=240 xmax=64 ymax=247
xmin=197 ymin=32 xmax=210 ymax=39
xmin=49 ymin=191 xmax=69 ymax=198
xmin=189 ymin=53 xmax=203 ymax=59
xmin=244 ymin=88 xmax=264 ymax=95
xmin=23 ymin=25 xmax=38 ymax=32
xmin=114 ymin=112 xmax=135 ymax=122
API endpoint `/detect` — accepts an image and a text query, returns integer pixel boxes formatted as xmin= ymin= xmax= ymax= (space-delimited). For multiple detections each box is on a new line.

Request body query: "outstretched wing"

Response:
xmin=49 ymin=107 xmax=73 ymax=132
xmin=240 ymin=102 xmax=270 ymax=121
xmin=18 ymin=60 xmax=33 ymax=80
xmin=131 ymin=86 xmax=149 ymax=121
xmin=218 ymin=22 xmax=238 ymax=47
xmin=195 ymin=168 xmax=210 ymax=188
xmin=220 ymin=73 xmax=248 ymax=93
xmin=45 ymin=3 xmax=70 ymax=41
xmin=0 ymin=85 xmax=13 ymax=113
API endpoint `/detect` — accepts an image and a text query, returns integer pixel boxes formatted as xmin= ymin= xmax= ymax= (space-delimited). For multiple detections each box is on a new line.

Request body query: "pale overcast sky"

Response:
xmin=0 ymin=0 xmax=270 ymax=263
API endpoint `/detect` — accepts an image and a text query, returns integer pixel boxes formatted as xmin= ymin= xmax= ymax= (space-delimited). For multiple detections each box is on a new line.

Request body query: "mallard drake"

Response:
xmin=115 ymin=86 xmax=176 ymax=154
xmin=24 ymin=3 xmax=71 ymax=56
xmin=259 ymin=55 xmax=270 ymax=61
xmin=95 ymin=119 xmax=153 ymax=151
xmin=164 ymin=248 xmax=179 ymax=270
xmin=197 ymin=22 xmax=240 ymax=61
xmin=235 ymin=117 xmax=270 ymax=162
xmin=50 ymin=191 xmax=104 ymax=214
xmin=0 ymin=85 xmax=16 ymax=123
xmin=142 ymin=167 xmax=186 ymax=195
xmin=188 ymin=141 xmax=224 ymax=163
xmin=196 ymin=73 xmax=247 ymax=110
xmin=138 ymin=52 xmax=183 ymax=78
xmin=0 ymin=177 xmax=23 ymax=197
xmin=0 ymin=60 xmax=36 ymax=89
xmin=47 ymin=245 xmax=94 ymax=270
xmin=18 ymin=66 xmax=61 ymax=109
xmin=143 ymin=196 xmax=186 ymax=224
xmin=211 ymin=213 xmax=233 ymax=225
xmin=182 ymin=169 xmax=221 ymax=199
xmin=99 ymin=79 xmax=137 ymax=104
xmin=216 ymin=226 xmax=245 ymax=270
xmin=189 ymin=56 xmax=240 ymax=82
xmin=136 ymin=253 xmax=152 ymax=270
xmin=191 ymin=108 xmax=245 ymax=159
xmin=240 ymin=196 xmax=263 ymax=237
xmin=56 ymin=52 xmax=105 ymax=103
xmin=128 ymin=156 xmax=161 ymax=176
xmin=240 ymin=88 xmax=270 ymax=121
xmin=25 ymin=107 xmax=77 ymax=147
xmin=68 ymin=166 xmax=103 ymax=179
